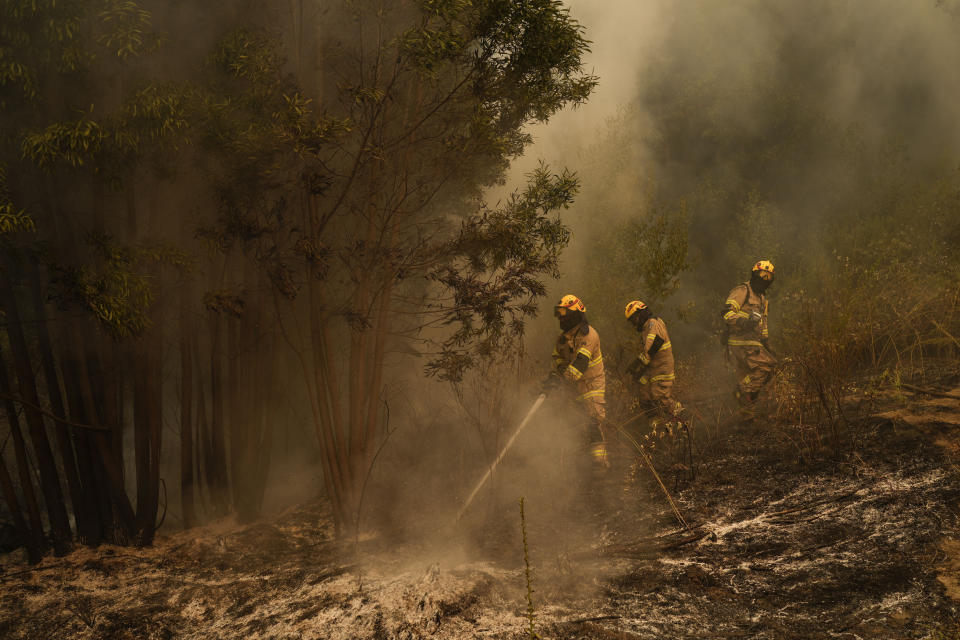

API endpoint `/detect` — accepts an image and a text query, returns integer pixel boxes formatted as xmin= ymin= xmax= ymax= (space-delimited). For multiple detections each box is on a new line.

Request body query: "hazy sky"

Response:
xmin=505 ymin=0 xmax=663 ymax=178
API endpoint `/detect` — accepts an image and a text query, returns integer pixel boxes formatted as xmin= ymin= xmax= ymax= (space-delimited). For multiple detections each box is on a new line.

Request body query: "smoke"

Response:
xmin=171 ymin=0 xmax=960 ymax=562
xmin=358 ymin=360 xmax=601 ymax=557
xmin=510 ymin=0 xmax=960 ymax=361
xmin=449 ymin=0 xmax=960 ymax=552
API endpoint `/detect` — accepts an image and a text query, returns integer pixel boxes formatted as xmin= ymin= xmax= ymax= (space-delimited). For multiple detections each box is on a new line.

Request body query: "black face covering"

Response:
xmin=750 ymin=273 xmax=772 ymax=294
xmin=558 ymin=309 xmax=583 ymax=332
xmin=631 ymin=308 xmax=652 ymax=330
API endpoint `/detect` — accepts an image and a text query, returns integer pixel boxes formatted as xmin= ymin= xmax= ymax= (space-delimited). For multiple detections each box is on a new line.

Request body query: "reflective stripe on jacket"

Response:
xmin=723 ymin=282 xmax=768 ymax=347
xmin=552 ymin=322 xmax=605 ymax=407
xmin=636 ymin=316 xmax=674 ymax=386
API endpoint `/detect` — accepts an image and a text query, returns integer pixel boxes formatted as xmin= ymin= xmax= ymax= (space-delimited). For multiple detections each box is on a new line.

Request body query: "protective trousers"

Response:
xmin=637 ymin=380 xmax=682 ymax=417
xmin=731 ymin=344 xmax=777 ymax=395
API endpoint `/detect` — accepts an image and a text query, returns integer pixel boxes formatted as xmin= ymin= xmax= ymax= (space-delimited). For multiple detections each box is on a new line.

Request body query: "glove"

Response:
xmin=540 ymin=371 xmax=562 ymax=392
xmin=742 ymin=310 xmax=762 ymax=328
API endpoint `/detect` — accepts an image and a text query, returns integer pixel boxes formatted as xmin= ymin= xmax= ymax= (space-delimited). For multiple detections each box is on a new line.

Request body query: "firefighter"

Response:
xmin=722 ymin=260 xmax=777 ymax=417
xmin=542 ymin=294 xmax=607 ymax=466
xmin=624 ymin=300 xmax=683 ymax=425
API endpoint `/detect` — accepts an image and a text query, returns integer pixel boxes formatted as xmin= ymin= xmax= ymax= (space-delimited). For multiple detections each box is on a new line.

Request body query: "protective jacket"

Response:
xmin=633 ymin=316 xmax=674 ymax=397
xmin=552 ymin=321 xmax=605 ymax=421
xmin=627 ymin=317 xmax=682 ymax=424
xmin=723 ymin=282 xmax=768 ymax=347
xmin=723 ymin=282 xmax=775 ymax=395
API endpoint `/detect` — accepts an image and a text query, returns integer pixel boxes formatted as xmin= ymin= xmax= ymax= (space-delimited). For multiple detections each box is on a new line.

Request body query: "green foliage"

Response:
xmin=52 ymin=234 xmax=154 ymax=339
xmin=393 ymin=0 xmax=597 ymax=186
xmin=0 ymin=164 xmax=34 ymax=234
xmin=561 ymin=0 xmax=960 ymax=365
xmin=203 ymin=291 xmax=246 ymax=318
xmin=20 ymin=114 xmax=106 ymax=169
xmin=19 ymin=85 xmax=189 ymax=174
xmin=426 ymin=165 xmax=574 ymax=381
xmin=480 ymin=2 xmax=590 ymax=174
xmin=726 ymin=192 xmax=782 ymax=271
xmin=274 ymin=93 xmax=351 ymax=158
xmin=518 ymin=497 xmax=540 ymax=640
xmin=590 ymin=203 xmax=689 ymax=305
xmin=202 ymin=2 xmax=595 ymax=387
xmin=0 ymin=0 xmax=157 ymax=107
xmin=195 ymin=28 xmax=349 ymax=272
xmin=211 ymin=28 xmax=286 ymax=89
xmin=400 ymin=25 xmax=467 ymax=76
xmin=0 ymin=52 xmax=37 ymax=104
xmin=5 ymin=1 xmax=184 ymax=181
xmin=97 ymin=0 xmax=159 ymax=60
xmin=200 ymin=28 xmax=349 ymax=162
xmin=0 ymin=0 xmax=84 ymax=102
xmin=418 ymin=0 xmax=472 ymax=19
xmin=0 ymin=207 xmax=34 ymax=234
xmin=561 ymin=104 xmax=691 ymax=345
xmin=113 ymin=84 xmax=190 ymax=152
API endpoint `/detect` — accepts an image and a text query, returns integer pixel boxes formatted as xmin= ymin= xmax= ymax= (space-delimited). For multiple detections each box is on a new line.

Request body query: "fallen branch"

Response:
xmin=765 ymin=490 xmax=858 ymax=517
xmin=0 ymin=392 xmax=109 ymax=431
xmin=567 ymin=615 xmax=622 ymax=624
xmin=931 ymin=319 xmax=960 ymax=351
xmin=66 ymin=605 xmax=96 ymax=629
xmin=899 ymin=382 xmax=960 ymax=400
xmin=574 ymin=622 xmax=647 ymax=640
xmin=656 ymin=521 xmax=705 ymax=539
xmin=614 ymin=425 xmax=689 ymax=529
xmin=659 ymin=530 xmax=711 ymax=550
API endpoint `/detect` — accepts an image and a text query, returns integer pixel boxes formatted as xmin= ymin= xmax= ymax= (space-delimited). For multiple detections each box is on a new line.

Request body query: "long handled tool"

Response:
xmin=611 ymin=416 xmax=689 ymax=530
xmin=455 ymin=393 xmax=547 ymax=523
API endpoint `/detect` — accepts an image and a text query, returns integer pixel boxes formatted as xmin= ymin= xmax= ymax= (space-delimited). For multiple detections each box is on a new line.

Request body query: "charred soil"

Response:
xmin=4 ymin=389 xmax=960 ymax=639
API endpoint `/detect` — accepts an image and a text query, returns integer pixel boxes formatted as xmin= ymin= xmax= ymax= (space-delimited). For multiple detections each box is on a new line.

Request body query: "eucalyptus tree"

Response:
xmin=0 ymin=0 xmax=597 ymax=553
xmin=203 ymin=0 xmax=596 ymax=533
xmin=0 ymin=0 xmax=186 ymax=551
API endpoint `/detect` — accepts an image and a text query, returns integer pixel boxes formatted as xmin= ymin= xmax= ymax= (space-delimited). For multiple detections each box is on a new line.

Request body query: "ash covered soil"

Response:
xmin=4 ymin=391 xmax=960 ymax=639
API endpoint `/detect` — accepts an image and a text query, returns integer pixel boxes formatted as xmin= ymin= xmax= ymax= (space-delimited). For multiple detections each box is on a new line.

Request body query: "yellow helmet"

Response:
xmin=624 ymin=300 xmax=647 ymax=320
xmin=752 ymin=259 xmax=775 ymax=281
xmin=554 ymin=294 xmax=585 ymax=317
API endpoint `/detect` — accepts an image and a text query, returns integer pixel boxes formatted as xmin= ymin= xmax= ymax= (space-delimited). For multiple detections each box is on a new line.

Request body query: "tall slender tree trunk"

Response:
xmin=195 ymin=335 xmax=212 ymax=514
xmin=133 ymin=327 xmax=162 ymax=545
xmin=29 ymin=265 xmax=86 ymax=538
xmin=70 ymin=328 xmax=120 ymax=543
xmin=305 ymin=303 xmax=349 ymax=532
xmin=0 ymin=347 xmax=45 ymax=554
xmin=208 ymin=311 xmax=229 ymax=514
xmin=69 ymin=322 xmax=136 ymax=543
xmin=0 ymin=453 xmax=40 ymax=563
xmin=227 ymin=315 xmax=242 ymax=513
xmin=82 ymin=339 xmax=119 ymax=543
xmin=147 ymin=327 xmax=163 ymax=543
xmin=0 ymin=279 xmax=72 ymax=551
xmin=234 ymin=289 xmax=272 ymax=522
xmin=304 ymin=197 xmax=350 ymax=533
xmin=100 ymin=336 xmax=122 ymax=475
xmin=61 ymin=349 xmax=103 ymax=546
xmin=180 ymin=287 xmax=196 ymax=529
xmin=250 ymin=335 xmax=274 ymax=517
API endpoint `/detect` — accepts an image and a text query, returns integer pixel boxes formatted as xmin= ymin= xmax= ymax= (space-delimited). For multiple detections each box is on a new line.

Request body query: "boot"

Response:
xmin=734 ymin=389 xmax=757 ymax=423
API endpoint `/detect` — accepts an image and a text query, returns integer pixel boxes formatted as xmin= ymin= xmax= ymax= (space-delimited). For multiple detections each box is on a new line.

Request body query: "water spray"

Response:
xmin=455 ymin=393 xmax=547 ymax=523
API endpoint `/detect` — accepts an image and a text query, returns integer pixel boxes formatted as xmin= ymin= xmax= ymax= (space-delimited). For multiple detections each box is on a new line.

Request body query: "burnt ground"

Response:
xmin=4 ymin=388 xmax=960 ymax=639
